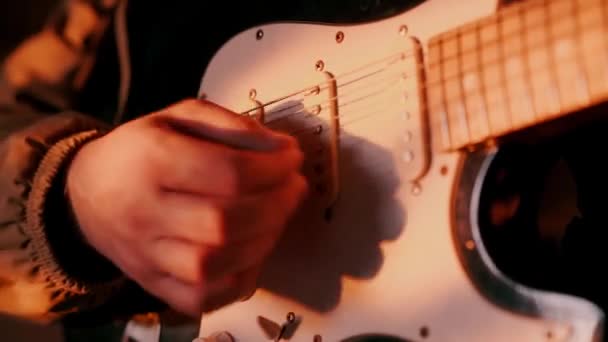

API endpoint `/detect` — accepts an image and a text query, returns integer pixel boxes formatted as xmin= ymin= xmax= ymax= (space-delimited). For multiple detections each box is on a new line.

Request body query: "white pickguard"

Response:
xmin=195 ymin=0 xmax=604 ymax=341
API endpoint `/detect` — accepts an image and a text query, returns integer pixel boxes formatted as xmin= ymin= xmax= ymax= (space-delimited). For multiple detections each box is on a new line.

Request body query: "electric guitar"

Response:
xmin=192 ymin=0 xmax=608 ymax=340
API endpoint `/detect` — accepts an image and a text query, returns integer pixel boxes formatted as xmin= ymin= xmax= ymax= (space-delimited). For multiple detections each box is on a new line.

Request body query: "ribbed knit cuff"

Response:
xmin=25 ymin=130 xmax=126 ymax=303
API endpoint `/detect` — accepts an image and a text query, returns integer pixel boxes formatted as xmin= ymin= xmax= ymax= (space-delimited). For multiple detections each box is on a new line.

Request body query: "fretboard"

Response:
xmin=426 ymin=0 xmax=608 ymax=151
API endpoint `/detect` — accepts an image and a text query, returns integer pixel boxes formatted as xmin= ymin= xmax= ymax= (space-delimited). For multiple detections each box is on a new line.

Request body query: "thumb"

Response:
xmin=156 ymin=98 xmax=294 ymax=151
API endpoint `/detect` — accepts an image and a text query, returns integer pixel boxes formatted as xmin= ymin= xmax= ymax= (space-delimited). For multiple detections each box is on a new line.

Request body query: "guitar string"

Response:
xmin=272 ymin=61 xmax=583 ymax=149
xmin=276 ymin=78 xmax=405 ymax=141
xmin=276 ymin=77 xmax=404 ymax=135
xmin=261 ymin=70 xmax=408 ymax=127
xmin=249 ymin=64 xmax=398 ymax=126
xmin=264 ymin=50 xmax=593 ymax=140
xmin=236 ymin=51 xmax=410 ymax=116
xmin=216 ymin=44 xmax=600 ymax=153
xmin=235 ymin=33 xmax=599 ymax=132
xmin=244 ymin=57 xmax=414 ymax=124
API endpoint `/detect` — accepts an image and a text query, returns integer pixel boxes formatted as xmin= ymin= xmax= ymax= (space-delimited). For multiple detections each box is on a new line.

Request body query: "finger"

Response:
xmin=202 ymin=264 xmax=263 ymax=313
xmin=146 ymin=238 xmax=203 ymax=285
xmin=153 ymin=125 xmax=303 ymax=196
xmin=160 ymin=98 xmax=292 ymax=151
xmin=148 ymin=231 xmax=275 ymax=286
xmin=219 ymin=173 xmax=308 ymax=242
xmin=199 ymin=234 xmax=277 ymax=282
xmin=154 ymin=173 xmax=308 ymax=245
xmin=141 ymin=274 xmax=204 ymax=318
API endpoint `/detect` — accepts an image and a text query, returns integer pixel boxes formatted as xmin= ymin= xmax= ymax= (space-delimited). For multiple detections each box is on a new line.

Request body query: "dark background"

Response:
xmin=0 ymin=2 xmax=65 ymax=341
xmin=0 ymin=0 xmax=58 ymax=59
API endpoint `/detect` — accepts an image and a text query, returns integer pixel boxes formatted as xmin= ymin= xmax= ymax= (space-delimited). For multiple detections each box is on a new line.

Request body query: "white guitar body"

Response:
xmin=195 ymin=0 xmax=605 ymax=341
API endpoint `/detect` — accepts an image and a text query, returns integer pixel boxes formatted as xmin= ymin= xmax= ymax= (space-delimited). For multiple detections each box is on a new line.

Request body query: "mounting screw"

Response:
xmin=399 ymin=25 xmax=409 ymax=36
xmin=315 ymin=60 xmax=325 ymax=71
xmin=411 ymin=182 xmax=422 ymax=196
xmin=403 ymin=131 xmax=413 ymax=143
xmin=287 ymin=312 xmax=296 ymax=323
xmin=336 ymin=31 xmax=345 ymax=43
xmin=419 ymin=326 xmax=430 ymax=338
xmin=402 ymin=150 xmax=414 ymax=163
xmin=256 ymin=29 xmax=264 ymax=40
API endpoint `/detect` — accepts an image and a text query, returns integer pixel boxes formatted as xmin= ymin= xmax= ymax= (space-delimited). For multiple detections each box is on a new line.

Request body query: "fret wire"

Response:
xmin=456 ymin=29 xmax=473 ymax=145
xmin=519 ymin=0 xmax=538 ymax=124
xmin=595 ymin=0 xmax=608 ymax=99
xmin=497 ymin=10 xmax=515 ymax=131
xmin=544 ymin=0 xmax=563 ymax=114
xmin=433 ymin=4 xmax=546 ymax=70
xmin=476 ymin=20 xmax=494 ymax=140
xmin=573 ymin=0 xmax=591 ymax=105
xmin=604 ymin=0 xmax=608 ymax=52
xmin=425 ymin=2 xmax=605 ymax=91
xmin=439 ymin=38 xmax=453 ymax=149
xmin=437 ymin=51 xmax=583 ymax=111
xmin=592 ymin=0 xmax=606 ymax=96
xmin=429 ymin=0 xmax=608 ymax=150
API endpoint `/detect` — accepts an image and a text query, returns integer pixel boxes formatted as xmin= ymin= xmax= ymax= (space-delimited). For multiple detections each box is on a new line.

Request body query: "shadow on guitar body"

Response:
xmin=255 ymin=100 xmax=406 ymax=313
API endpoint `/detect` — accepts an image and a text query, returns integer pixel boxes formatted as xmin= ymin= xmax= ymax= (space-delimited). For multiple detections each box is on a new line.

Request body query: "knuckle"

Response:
xmin=296 ymin=174 xmax=309 ymax=197
xmin=194 ymin=247 xmax=213 ymax=283
xmin=206 ymin=205 xmax=230 ymax=245
xmin=175 ymin=98 xmax=202 ymax=109
xmin=221 ymin=165 xmax=241 ymax=196
xmin=281 ymin=133 xmax=299 ymax=149
xmin=293 ymin=144 xmax=305 ymax=168
xmin=126 ymin=200 xmax=152 ymax=234
xmin=222 ymin=153 xmax=248 ymax=195
xmin=242 ymin=116 xmax=261 ymax=130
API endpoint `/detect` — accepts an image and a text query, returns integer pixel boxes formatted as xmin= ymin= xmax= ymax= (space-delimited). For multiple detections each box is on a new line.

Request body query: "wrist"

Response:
xmin=45 ymin=135 xmax=123 ymax=284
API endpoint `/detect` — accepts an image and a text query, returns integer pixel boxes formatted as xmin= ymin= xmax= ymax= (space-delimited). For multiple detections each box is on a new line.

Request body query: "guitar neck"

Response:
xmin=426 ymin=0 xmax=608 ymax=151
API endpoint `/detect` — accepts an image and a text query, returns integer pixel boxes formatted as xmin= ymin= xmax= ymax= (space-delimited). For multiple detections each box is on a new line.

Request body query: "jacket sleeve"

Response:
xmin=0 ymin=0 xmax=164 ymax=324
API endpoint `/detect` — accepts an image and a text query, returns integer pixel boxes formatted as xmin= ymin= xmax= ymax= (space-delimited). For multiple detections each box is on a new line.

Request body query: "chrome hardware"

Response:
xmin=122 ymin=313 xmax=161 ymax=342
xmin=257 ymin=312 xmax=301 ymax=341
xmin=304 ymin=86 xmax=321 ymax=96
xmin=403 ymin=131 xmax=413 ymax=143
xmin=193 ymin=331 xmax=235 ymax=342
xmin=411 ymin=182 xmax=422 ymax=196
xmin=402 ymin=150 xmax=414 ymax=163
xmin=315 ymin=60 xmax=325 ymax=72
xmin=311 ymin=105 xmax=322 ymax=115
xmin=248 ymin=89 xmax=264 ymax=123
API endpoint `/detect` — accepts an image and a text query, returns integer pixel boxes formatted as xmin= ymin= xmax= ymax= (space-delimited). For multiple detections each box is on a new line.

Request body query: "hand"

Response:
xmin=66 ymin=99 xmax=307 ymax=317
